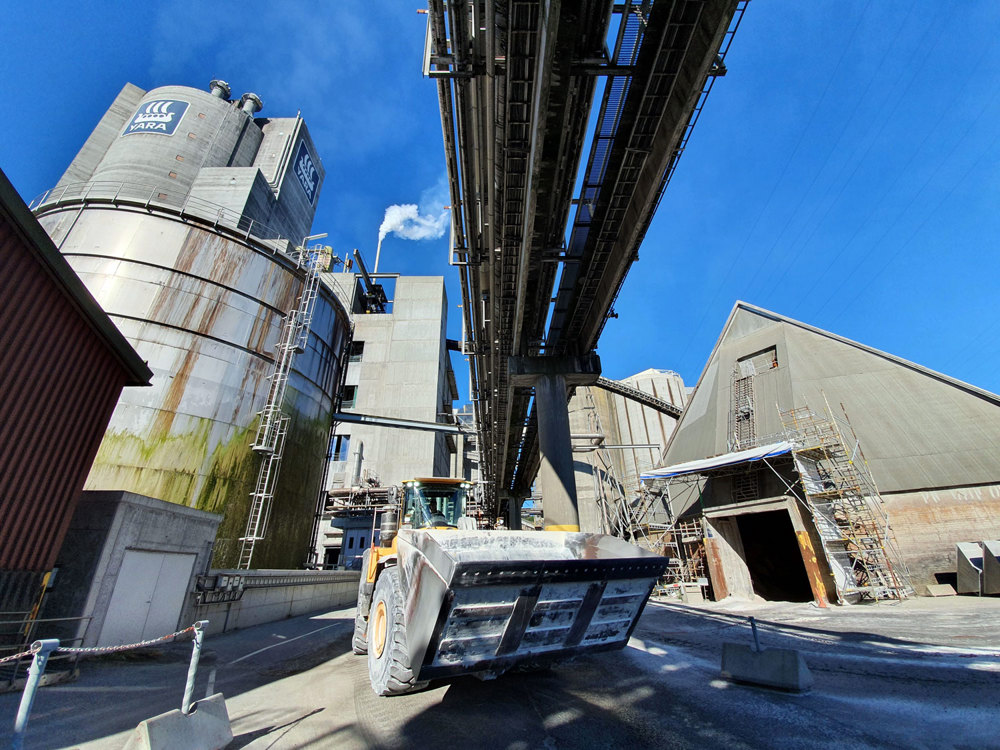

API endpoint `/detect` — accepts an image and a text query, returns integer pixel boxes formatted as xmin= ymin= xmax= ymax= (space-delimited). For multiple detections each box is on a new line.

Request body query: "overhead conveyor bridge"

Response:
xmin=427 ymin=0 xmax=747 ymax=522
xmin=594 ymin=376 xmax=682 ymax=418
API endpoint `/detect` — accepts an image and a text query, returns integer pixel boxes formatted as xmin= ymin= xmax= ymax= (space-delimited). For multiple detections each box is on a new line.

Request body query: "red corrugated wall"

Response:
xmin=0 ymin=221 xmax=129 ymax=572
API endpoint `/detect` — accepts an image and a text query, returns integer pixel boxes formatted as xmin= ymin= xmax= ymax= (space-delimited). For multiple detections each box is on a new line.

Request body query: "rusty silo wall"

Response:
xmin=36 ymin=206 xmax=349 ymax=568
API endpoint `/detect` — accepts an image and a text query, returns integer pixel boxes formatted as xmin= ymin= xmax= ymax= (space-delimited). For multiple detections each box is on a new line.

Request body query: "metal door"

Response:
xmin=97 ymin=549 xmax=196 ymax=646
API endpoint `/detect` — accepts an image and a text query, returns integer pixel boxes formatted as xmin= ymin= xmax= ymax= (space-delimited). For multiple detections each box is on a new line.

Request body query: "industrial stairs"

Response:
xmin=780 ymin=406 xmax=913 ymax=602
xmin=238 ymin=250 xmax=323 ymax=570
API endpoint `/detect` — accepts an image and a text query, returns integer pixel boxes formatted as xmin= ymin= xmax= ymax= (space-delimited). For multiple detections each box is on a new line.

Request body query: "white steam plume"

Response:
xmin=377 ymin=203 xmax=449 ymax=243
xmin=374 ymin=178 xmax=451 ymax=272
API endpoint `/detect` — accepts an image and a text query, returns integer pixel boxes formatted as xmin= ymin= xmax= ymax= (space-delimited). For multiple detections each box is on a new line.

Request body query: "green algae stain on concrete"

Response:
xmin=86 ymin=418 xmax=214 ymax=506
xmin=85 ymin=389 xmax=336 ymax=571
xmin=196 ymin=421 xmax=261 ymax=568
xmin=224 ymin=405 xmax=331 ymax=570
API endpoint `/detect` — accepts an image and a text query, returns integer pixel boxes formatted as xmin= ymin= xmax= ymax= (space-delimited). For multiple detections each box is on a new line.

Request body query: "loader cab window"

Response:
xmin=403 ymin=482 xmax=471 ymax=529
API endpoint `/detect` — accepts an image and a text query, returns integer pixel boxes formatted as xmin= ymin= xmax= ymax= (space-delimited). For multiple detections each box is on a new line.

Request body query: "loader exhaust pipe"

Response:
xmin=380 ymin=509 xmax=398 ymax=546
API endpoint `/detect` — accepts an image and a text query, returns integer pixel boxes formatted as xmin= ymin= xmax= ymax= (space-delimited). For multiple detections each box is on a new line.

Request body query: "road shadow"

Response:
xmin=0 ymin=610 xmax=356 ymax=750
xmin=229 ymin=707 xmax=325 ymax=748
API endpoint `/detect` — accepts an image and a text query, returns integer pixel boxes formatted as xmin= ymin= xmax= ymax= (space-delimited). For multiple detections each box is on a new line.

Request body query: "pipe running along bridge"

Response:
xmin=427 ymin=0 xmax=747 ymax=527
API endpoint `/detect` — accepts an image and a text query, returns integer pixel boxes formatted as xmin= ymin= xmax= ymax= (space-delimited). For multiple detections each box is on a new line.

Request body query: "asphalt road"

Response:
xmin=2 ymin=596 xmax=998 ymax=749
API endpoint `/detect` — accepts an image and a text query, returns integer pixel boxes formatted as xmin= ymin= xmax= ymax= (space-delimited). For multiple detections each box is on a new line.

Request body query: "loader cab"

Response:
xmin=402 ymin=478 xmax=473 ymax=530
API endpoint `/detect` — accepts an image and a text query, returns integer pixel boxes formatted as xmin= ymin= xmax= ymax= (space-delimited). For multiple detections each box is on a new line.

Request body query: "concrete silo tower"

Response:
xmin=32 ymin=81 xmax=350 ymax=568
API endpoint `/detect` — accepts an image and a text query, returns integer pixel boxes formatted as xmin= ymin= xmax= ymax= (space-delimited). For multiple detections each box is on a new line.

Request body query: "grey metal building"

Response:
xmin=569 ymin=369 xmax=687 ymax=533
xmin=32 ymin=81 xmax=351 ymax=568
xmin=648 ymin=302 xmax=1000 ymax=601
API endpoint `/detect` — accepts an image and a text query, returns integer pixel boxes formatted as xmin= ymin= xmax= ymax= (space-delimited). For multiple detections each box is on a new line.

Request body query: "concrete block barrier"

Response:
xmin=956 ymin=542 xmax=984 ymax=594
xmin=122 ymin=693 xmax=232 ymax=750
xmin=720 ymin=642 xmax=813 ymax=692
xmin=982 ymin=541 xmax=1000 ymax=595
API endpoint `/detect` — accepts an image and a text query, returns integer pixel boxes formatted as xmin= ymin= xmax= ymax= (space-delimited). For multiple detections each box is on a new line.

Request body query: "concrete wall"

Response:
xmin=329 ymin=275 xmax=454 ymax=487
xmin=883 ymin=483 xmax=1000 ymax=594
xmin=42 ymin=491 xmax=220 ymax=646
xmin=57 ymin=83 xmax=324 ymax=245
xmin=190 ymin=570 xmax=359 ymax=636
xmin=37 ymin=207 xmax=350 ymax=568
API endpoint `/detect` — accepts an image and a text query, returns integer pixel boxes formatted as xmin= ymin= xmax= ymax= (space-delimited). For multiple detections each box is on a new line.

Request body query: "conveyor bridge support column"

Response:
xmin=510 ymin=353 xmax=601 ymax=531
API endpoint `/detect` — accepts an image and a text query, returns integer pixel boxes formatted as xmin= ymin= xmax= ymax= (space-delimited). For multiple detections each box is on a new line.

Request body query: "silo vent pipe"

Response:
xmin=209 ymin=79 xmax=231 ymax=99
xmin=239 ymin=93 xmax=263 ymax=115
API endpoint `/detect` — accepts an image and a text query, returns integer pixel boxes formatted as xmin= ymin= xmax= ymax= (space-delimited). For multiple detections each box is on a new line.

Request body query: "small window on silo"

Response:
xmin=188 ymin=132 xmax=196 ymax=139
xmin=175 ymin=154 xmax=184 ymax=162
xmin=168 ymin=172 xmax=177 ymax=179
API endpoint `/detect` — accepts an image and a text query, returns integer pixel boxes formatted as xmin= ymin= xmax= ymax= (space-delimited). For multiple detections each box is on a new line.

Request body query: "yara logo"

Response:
xmin=293 ymin=141 xmax=318 ymax=203
xmin=123 ymin=100 xmax=189 ymax=136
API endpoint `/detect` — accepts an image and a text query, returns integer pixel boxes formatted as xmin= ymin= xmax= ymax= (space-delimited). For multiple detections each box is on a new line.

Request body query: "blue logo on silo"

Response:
xmin=123 ymin=100 xmax=189 ymax=136
xmin=293 ymin=141 xmax=319 ymax=204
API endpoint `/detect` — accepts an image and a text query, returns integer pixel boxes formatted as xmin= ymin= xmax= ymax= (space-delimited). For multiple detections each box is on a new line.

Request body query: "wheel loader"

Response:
xmin=353 ymin=477 xmax=669 ymax=695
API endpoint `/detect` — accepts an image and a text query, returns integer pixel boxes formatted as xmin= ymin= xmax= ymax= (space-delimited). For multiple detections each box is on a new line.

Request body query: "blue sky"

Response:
xmin=3 ymin=2 xmax=999 ymax=399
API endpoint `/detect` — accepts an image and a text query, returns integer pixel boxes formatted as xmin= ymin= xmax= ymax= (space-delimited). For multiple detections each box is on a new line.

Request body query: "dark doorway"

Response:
xmin=735 ymin=510 xmax=813 ymax=602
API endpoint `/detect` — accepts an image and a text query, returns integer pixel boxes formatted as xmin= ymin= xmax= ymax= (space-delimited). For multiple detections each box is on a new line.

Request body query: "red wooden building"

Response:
xmin=0 ymin=168 xmax=151 ymax=618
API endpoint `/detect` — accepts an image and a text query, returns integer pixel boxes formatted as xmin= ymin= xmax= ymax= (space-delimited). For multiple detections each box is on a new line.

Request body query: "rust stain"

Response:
xmin=247 ymin=307 xmax=274 ymax=355
xmin=703 ymin=537 xmax=729 ymax=601
xmin=150 ymin=343 xmax=199 ymax=436
xmin=795 ymin=530 xmax=829 ymax=608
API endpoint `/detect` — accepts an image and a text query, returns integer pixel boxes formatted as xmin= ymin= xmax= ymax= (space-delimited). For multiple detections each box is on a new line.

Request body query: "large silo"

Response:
xmin=32 ymin=81 xmax=349 ymax=568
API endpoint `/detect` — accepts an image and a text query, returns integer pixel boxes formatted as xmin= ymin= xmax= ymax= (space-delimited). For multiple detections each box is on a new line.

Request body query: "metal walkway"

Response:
xmin=428 ymin=0 xmax=747 ymax=519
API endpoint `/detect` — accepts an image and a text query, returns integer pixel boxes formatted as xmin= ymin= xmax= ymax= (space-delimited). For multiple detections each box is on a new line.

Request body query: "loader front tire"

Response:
xmin=367 ymin=565 xmax=419 ymax=695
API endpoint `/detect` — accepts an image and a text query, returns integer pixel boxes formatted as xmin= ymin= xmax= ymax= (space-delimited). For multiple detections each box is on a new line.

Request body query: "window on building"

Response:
xmin=348 ymin=537 xmax=354 ymax=549
xmin=737 ymin=346 xmax=779 ymax=376
xmin=341 ymin=385 xmax=357 ymax=409
xmin=348 ymin=341 xmax=365 ymax=362
xmin=334 ymin=435 xmax=351 ymax=462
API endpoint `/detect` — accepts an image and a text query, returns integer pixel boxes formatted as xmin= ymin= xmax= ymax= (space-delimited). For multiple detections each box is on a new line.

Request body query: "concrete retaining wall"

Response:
xmin=188 ymin=569 xmax=359 ymax=636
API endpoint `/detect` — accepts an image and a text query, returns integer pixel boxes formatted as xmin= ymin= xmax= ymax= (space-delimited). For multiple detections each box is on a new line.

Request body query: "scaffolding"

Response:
xmin=238 ymin=248 xmax=325 ymax=570
xmin=780 ymin=404 xmax=913 ymax=602
xmin=728 ymin=362 xmax=756 ymax=451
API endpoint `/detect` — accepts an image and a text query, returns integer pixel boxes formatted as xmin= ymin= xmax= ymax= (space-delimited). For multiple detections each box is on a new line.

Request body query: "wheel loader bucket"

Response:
xmin=395 ymin=529 xmax=669 ymax=683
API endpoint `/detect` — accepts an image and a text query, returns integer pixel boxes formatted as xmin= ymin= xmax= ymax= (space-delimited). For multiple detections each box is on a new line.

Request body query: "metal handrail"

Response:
xmin=29 ymin=180 xmax=295 ymax=255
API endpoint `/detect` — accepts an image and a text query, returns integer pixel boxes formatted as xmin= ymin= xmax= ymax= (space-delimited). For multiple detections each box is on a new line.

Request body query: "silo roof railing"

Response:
xmin=30 ymin=181 xmax=296 ymax=258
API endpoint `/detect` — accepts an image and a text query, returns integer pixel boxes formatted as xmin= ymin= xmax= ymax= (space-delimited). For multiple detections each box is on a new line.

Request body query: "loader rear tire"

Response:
xmin=353 ymin=551 xmax=372 ymax=655
xmin=352 ymin=610 xmax=368 ymax=655
xmin=367 ymin=565 xmax=419 ymax=695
